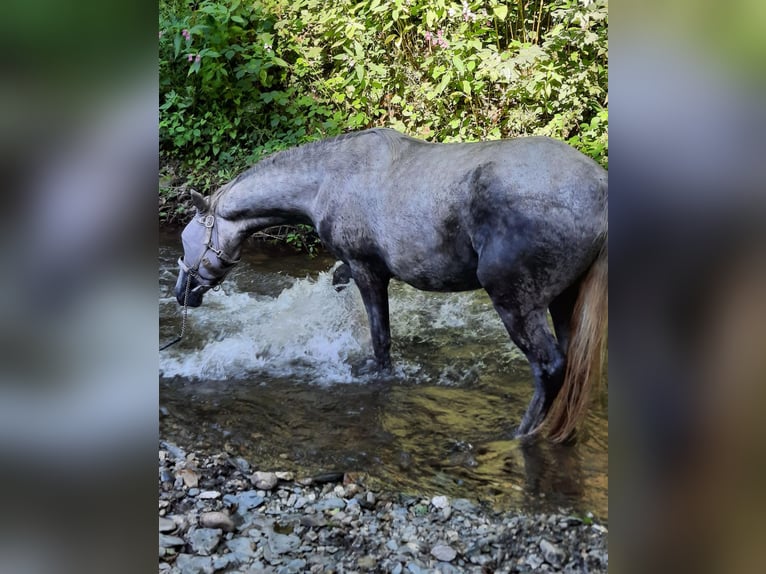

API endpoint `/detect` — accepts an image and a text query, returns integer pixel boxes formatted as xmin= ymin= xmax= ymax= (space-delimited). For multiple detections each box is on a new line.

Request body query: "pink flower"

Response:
xmin=182 ymin=29 xmax=191 ymax=41
xmin=195 ymin=54 xmax=201 ymax=63
xmin=187 ymin=54 xmax=194 ymax=62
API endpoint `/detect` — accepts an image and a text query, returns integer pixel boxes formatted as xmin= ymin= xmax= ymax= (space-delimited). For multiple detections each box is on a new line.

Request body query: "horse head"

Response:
xmin=174 ymin=190 xmax=241 ymax=307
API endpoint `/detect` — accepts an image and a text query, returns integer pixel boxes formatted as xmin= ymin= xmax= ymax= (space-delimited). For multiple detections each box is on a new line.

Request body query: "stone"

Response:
xmin=199 ymin=511 xmax=235 ymax=532
xmin=268 ymin=532 xmax=301 ymax=555
xmin=198 ymin=490 xmax=221 ymax=499
xmin=431 ymin=544 xmax=457 ymax=562
xmin=178 ymin=468 xmax=199 ymax=488
xmin=159 ymin=534 xmax=185 ymax=548
xmin=275 ymin=471 xmax=294 ymax=481
xmin=175 ymin=554 xmax=214 ymax=574
xmin=431 ymin=495 xmax=450 ymax=509
xmin=225 ymin=536 xmax=255 ymax=558
xmin=224 ymin=490 xmax=265 ymax=513
xmin=251 ymin=471 xmax=278 ymax=490
xmin=316 ymin=497 xmax=346 ymax=511
xmin=212 ymin=554 xmax=242 ymax=571
xmin=451 ymin=499 xmax=477 ymax=513
xmin=526 ymin=553 xmax=545 ymax=570
xmin=540 ymin=538 xmax=567 ymax=567
xmin=188 ymin=528 xmax=222 ymax=555
xmin=159 ymin=517 xmax=176 ymax=533
xmin=357 ymin=556 xmax=377 ymax=569
xmin=281 ymin=558 xmax=307 ymax=573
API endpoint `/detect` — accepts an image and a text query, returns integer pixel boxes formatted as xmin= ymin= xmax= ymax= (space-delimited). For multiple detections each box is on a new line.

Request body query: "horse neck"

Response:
xmin=219 ymin=145 xmax=330 ymax=235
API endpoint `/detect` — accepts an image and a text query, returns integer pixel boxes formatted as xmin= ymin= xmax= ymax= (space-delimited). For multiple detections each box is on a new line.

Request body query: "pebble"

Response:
xmin=251 ymin=471 xmax=278 ymax=490
xmin=188 ymin=528 xmax=222 ymax=555
xmin=431 ymin=495 xmax=450 ymax=509
xmin=159 ymin=517 xmax=176 ymax=533
xmin=199 ymin=511 xmax=235 ymax=532
xmin=159 ymin=534 xmax=185 ymax=548
xmin=430 ymin=543 xmax=457 ymax=562
xmin=540 ymin=538 xmax=567 ymax=567
xmin=175 ymin=554 xmax=213 ymax=574
xmin=198 ymin=490 xmax=220 ymax=499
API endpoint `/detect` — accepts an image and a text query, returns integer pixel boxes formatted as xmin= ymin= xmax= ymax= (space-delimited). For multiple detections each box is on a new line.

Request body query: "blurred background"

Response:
xmin=0 ymin=0 xmax=764 ymax=572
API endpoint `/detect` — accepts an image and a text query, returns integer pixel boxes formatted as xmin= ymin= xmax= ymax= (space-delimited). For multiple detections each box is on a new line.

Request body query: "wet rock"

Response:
xmin=159 ymin=517 xmax=176 ymax=533
xmin=251 ymin=471 xmax=278 ymax=490
xmin=268 ymin=532 xmax=301 ymax=555
xmin=188 ymin=528 xmax=222 ymax=555
xmin=280 ymin=558 xmax=307 ymax=573
xmin=431 ymin=495 xmax=450 ymax=510
xmin=159 ymin=534 xmax=185 ymax=548
xmin=451 ymin=498 xmax=477 ymax=513
xmin=231 ymin=457 xmax=251 ymax=473
xmin=224 ymin=490 xmax=265 ymax=513
xmin=431 ymin=544 xmax=457 ymax=562
xmin=526 ymin=552 xmax=545 ymax=569
xmin=161 ymin=441 xmax=186 ymax=461
xmin=199 ymin=511 xmax=235 ymax=532
xmin=315 ymin=497 xmax=345 ymax=511
xmin=357 ymin=555 xmax=377 ymax=569
xmin=198 ymin=490 xmax=221 ymax=500
xmin=211 ymin=553 xmax=243 ymax=571
xmin=540 ymin=538 xmax=567 ymax=567
xmin=225 ymin=536 xmax=255 ymax=558
xmin=175 ymin=554 xmax=214 ymax=574
xmin=177 ymin=468 xmax=199 ymax=488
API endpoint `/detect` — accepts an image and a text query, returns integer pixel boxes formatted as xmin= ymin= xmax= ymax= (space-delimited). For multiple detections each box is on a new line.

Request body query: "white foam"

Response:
xmin=160 ymin=268 xmax=523 ymax=384
xmin=160 ymin=270 xmax=370 ymax=383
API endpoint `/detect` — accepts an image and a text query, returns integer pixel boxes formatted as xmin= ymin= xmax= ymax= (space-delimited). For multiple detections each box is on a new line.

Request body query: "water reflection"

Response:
xmin=159 ymin=230 xmax=608 ymax=520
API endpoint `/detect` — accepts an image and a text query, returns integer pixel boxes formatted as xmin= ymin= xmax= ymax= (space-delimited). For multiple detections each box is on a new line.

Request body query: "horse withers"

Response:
xmin=174 ymin=128 xmax=607 ymax=442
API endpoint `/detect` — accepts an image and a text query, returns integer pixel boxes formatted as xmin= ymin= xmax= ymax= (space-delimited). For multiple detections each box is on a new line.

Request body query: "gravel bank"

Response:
xmin=159 ymin=441 xmax=607 ymax=573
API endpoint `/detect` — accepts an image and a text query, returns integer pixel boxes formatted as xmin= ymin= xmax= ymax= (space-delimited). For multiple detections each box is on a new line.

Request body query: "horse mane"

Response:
xmin=228 ymin=128 xmax=407 ymax=188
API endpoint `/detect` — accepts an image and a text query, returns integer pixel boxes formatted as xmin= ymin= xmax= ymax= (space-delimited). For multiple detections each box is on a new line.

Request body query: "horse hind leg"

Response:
xmin=549 ymin=280 xmax=580 ymax=354
xmin=489 ymin=298 xmax=566 ymax=438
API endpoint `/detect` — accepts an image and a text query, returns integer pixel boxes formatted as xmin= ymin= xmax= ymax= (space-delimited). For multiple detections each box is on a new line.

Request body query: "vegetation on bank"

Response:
xmin=159 ymin=0 xmax=608 ymax=248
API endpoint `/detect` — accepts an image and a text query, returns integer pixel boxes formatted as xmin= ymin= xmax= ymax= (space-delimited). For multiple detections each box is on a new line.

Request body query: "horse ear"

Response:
xmin=189 ymin=189 xmax=209 ymax=214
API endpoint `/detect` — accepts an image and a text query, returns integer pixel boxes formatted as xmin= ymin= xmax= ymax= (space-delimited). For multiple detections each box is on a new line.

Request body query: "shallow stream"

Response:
xmin=159 ymin=230 xmax=607 ymax=520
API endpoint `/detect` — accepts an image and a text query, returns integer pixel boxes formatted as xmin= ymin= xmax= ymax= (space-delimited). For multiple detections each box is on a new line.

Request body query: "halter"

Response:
xmin=178 ymin=213 xmax=240 ymax=291
xmin=161 ymin=212 xmax=241 ymax=351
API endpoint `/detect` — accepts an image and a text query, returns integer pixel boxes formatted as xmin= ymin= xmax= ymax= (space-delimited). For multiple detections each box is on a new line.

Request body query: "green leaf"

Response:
xmin=493 ymin=5 xmax=508 ymax=21
xmin=462 ymin=80 xmax=472 ymax=96
xmin=435 ymin=72 xmax=452 ymax=95
xmin=452 ymin=55 xmax=465 ymax=74
xmin=271 ymin=57 xmax=289 ymax=67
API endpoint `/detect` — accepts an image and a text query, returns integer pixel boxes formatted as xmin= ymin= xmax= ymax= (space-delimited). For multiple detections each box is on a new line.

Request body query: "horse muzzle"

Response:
xmin=174 ymin=269 xmax=209 ymax=308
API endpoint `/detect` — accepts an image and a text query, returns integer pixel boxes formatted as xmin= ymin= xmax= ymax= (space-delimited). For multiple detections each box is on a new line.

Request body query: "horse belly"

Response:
xmin=390 ymin=250 xmax=481 ymax=292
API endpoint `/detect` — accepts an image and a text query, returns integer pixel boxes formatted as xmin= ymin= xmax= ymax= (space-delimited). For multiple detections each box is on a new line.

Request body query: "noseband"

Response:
xmin=179 ymin=213 xmax=240 ymax=292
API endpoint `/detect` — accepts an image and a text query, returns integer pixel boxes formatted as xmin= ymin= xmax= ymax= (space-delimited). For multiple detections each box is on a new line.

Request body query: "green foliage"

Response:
xmin=159 ymin=0 xmax=608 ymax=231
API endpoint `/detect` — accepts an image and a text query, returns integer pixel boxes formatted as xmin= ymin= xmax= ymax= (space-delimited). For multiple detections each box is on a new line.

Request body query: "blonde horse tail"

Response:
xmin=545 ymin=238 xmax=608 ymax=443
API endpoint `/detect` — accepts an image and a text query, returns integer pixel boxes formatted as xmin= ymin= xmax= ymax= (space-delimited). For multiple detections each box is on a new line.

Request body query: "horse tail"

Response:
xmin=546 ymin=237 xmax=608 ymax=443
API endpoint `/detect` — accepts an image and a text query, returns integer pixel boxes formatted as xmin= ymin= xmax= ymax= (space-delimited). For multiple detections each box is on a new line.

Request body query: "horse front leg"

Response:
xmin=349 ymin=264 xmax=392 ymax=372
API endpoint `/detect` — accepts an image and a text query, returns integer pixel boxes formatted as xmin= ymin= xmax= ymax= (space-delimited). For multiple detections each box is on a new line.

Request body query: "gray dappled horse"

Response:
xmin=174 ymin=129 xmax=608 ymax=442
